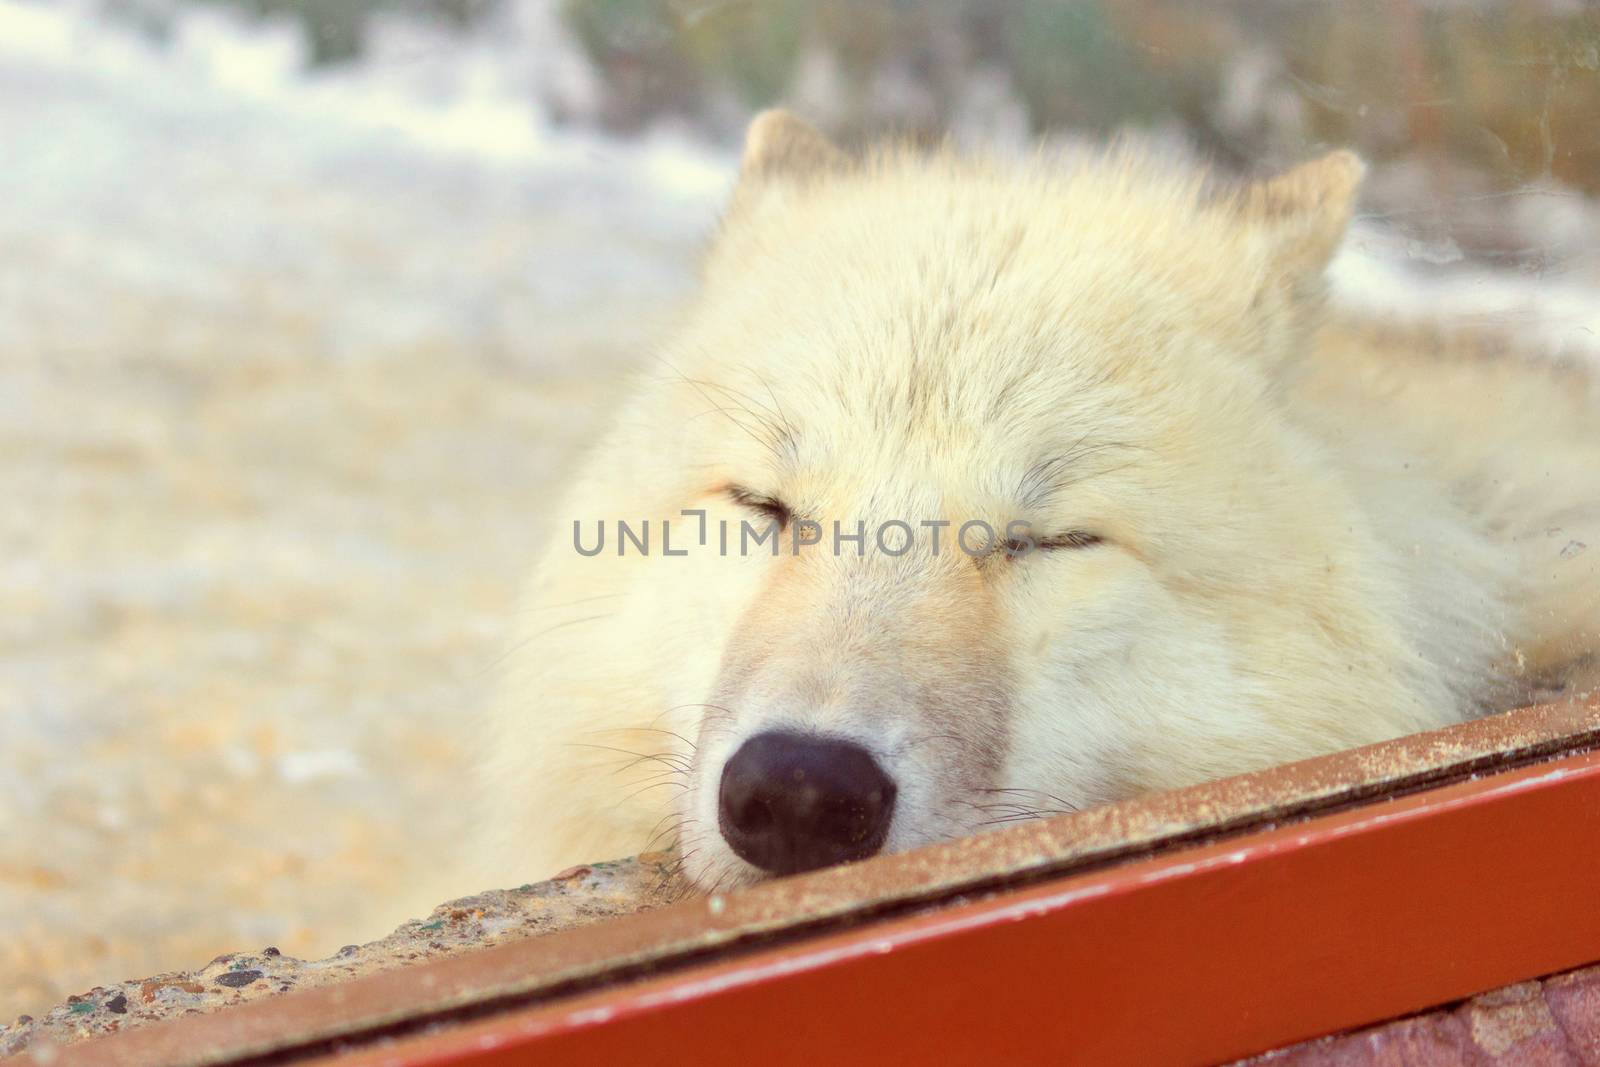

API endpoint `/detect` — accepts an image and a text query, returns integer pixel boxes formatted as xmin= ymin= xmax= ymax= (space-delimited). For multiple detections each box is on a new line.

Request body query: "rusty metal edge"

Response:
xmin=310 ymin=750 xmax=1600 ymax=1067
xmin=44 ymin=698 xmax=1600 ymax=1067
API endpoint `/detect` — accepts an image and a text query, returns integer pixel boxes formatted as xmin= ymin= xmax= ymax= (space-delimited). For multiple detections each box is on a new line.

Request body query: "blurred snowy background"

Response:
xmin=2 ymin=0 xmax=1597 ymax=1023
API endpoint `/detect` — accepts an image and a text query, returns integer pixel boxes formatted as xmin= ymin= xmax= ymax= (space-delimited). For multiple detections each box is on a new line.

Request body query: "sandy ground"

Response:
xmin=4 ymin=1 xmax=1599 ymax=1026
xmin=0 ymin=2 xmax=724 ymax=1020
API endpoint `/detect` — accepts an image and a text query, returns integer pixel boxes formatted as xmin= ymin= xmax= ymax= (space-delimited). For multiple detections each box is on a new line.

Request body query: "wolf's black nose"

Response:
xmin=718 ymin=731 xmax=897 ymax=876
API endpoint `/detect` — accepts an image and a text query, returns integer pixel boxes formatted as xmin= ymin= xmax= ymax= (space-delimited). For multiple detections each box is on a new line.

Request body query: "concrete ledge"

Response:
xmin=0 ymin=854 xmax=679 ymax=1060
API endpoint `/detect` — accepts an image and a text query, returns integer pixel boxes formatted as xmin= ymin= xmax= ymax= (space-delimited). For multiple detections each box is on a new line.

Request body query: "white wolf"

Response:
xmin=473 ymin=111 xmax=1599 ymax=893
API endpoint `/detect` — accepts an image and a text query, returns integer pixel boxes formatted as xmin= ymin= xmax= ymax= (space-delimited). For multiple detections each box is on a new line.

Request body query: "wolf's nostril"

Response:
xmin=717 ymin=731 xmax=896 ymax=876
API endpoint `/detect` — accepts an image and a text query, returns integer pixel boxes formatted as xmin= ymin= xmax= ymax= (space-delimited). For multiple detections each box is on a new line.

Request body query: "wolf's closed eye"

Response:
xmin=1036 ymin=531 xmax=1105 ymax=550
xmin=727 ymin=485 xmax=792 ymax=529
xmin=1004 ymin=530 xmax=1105 ymax=557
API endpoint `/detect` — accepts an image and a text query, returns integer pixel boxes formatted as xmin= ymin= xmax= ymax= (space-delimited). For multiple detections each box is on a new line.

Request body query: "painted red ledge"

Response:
xmin=313 ymin=749 xmax=1600 ymax=1067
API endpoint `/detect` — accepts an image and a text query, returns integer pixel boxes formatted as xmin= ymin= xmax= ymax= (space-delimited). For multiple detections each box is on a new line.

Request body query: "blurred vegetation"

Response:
xmin=131 ymin=0 xmax=1600 ymax=206
xmin=560 ymin=0 xmax=1179 ymax=135
xmin=559 ymin=0 xmax=1600 ymax=193
xmin=180 ymin=0 xmax=497 ymax=63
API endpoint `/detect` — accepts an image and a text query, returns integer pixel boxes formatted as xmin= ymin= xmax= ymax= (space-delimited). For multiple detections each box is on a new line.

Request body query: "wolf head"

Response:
xmin=500 ymin=113 xmax=1496 ymax=891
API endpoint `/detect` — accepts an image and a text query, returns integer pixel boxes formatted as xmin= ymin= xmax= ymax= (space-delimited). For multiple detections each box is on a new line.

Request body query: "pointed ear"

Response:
xmin=1236 ymin=150 xmax=1365 ymax=277
xmin=737 ymin=110 xmax=847 ymax=188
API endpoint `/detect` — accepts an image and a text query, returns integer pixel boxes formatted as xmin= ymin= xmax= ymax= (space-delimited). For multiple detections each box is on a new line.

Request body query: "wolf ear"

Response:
xmin=1235 ymin=150 xmax=1365 ymax=278
xmin=737 ymin=110 xmax=847 ymax=188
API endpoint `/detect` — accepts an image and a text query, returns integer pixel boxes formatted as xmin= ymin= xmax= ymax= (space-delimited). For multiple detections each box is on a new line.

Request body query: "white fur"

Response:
xmin=470 ymin=116 xmax=1599 ymax=893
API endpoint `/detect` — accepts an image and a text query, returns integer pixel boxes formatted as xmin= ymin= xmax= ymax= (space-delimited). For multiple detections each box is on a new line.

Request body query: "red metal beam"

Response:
xmin=320 ymin=749 xmax=1600 ymax=1067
